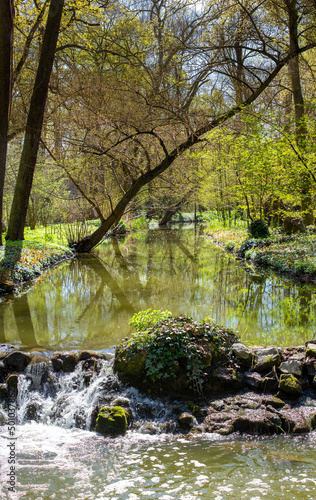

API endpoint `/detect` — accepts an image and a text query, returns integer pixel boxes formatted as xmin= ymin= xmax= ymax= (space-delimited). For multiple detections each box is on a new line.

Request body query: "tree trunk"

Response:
xmin=6 ymin=0 xmax=64 ymax=242
xmin=287 ymin=0 xmax=314 ymax=225
xmin=0 ymin=0 xmax=14 ymax=245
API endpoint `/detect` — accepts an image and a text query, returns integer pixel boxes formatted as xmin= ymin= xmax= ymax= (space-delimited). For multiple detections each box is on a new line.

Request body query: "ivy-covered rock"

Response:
xmin=95 ymin=406 xmax=129 ymax=437
xmin=114 ymin=315 xmax=238 ymax=396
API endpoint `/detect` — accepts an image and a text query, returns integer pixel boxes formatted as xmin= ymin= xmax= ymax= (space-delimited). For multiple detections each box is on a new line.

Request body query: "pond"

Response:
xmin=1 ymin=227 xmax=316 ymax=499
xmin=1 ymin=226 xmax=316 ymax=350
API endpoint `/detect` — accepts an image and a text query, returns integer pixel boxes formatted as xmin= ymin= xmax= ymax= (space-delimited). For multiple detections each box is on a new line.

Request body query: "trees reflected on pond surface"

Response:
xmin=0 ymin=227 xmax=315 ymax=350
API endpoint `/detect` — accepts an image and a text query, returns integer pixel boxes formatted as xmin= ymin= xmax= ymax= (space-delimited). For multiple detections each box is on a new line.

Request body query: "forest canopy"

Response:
xmin=1 ymin=0 xmax=316 ymax=250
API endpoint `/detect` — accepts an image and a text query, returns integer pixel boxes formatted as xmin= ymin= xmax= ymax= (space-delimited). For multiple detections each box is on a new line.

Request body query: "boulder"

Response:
xmin=243 ymin=371 xmax=263 ymax=389
xmin=51 ymin=352 xmax=78 ymax=372
xmin=232 ymin=343 xmax=254 ymax=366
xmin=177 ymin=412 xmax=196 ymax=431
xmin=3 ymin=351 xmax=31 ymax=372
xmin=279 ymin=360 xmax=302 ymax=377
xmin=6 ymin=373 xmax=18 ymax=393
xmin=278 ymin=374 xmax=302 ymax=398
xmin=95 ymin=406 xmax=130 ymax=436
xmin=306 ymin=343 xmax=316 ymax=359
xmin=255 ymin=347 xmax=281 ymax=372
xmin=78 ymin=351 xmax=109 ymax=361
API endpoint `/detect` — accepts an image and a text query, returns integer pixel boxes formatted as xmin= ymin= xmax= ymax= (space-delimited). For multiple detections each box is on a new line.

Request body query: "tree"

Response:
xmin=286 ymin=0 xmax=314 ymax=224
xmin=68 ymin=0 xmax=316 ymax=252
xmin=0 ymin=0 xmax=14 ymax=245
xmin=6 ymin=0 xmax=65 ymax=241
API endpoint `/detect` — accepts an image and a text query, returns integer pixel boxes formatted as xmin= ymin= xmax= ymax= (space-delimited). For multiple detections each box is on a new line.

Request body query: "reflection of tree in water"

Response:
xmin=0 ymin=293 xmax=38 ymax=347
xmin=76 ymin=254 xmax=135 ymax=321
xmin=12 ymin=294 xmax=38 ymax=347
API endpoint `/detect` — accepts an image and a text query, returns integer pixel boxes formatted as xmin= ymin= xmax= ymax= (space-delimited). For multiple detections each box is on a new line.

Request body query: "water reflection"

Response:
xmin=1 ymin=226 xmax=316 ymax=350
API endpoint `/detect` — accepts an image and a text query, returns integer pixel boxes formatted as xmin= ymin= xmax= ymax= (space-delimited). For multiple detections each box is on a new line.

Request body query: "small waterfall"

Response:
xmin=16 ymin=357 xmax=183 ymax=434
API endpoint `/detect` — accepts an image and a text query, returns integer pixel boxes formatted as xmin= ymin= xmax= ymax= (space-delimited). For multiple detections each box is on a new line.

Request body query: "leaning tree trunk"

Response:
xmin=287 ymin=0 xmax=314 ymax=225
xmin=0 ymin=0 xmax=14 ymax=245
xmin=6 ymin=0 xmax=65 ymax=242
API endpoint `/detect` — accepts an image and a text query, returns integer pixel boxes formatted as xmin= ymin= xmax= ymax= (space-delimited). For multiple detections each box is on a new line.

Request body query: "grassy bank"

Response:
xmin=0 ymin=226 xmax=74 ymax=293
xmin=207 ymin=222 xmax=316 ymax=281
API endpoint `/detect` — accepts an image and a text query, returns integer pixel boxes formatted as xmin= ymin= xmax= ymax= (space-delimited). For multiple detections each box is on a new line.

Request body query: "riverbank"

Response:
xmin=207 ymin=224 xmax=316 ymax=282
xmin=0 ymin=230 xmax=74 ymax=293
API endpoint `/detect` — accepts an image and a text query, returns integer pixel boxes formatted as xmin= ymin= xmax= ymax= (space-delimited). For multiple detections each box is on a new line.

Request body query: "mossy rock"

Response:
xmin=278 ymin=374 xmax=302 ymax=398
xmin=113 ymin=347 xmax=147 ymax=386
xmin=95 ymin=406 xmax=129 ymax=437
xmin=306 ymin=343 xmax=316 ymax=359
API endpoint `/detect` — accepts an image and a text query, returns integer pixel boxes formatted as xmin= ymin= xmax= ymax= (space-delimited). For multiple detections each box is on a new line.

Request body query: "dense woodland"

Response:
xmin=1 ymin=0 xmax=316 ymax=251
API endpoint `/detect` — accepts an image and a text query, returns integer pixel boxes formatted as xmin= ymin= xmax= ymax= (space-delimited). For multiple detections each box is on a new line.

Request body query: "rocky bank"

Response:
xmin=0 ymin=332 xmax=316 ymax=437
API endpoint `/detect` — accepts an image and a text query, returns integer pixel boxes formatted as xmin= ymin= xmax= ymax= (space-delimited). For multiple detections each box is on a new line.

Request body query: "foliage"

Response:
xmin=129 ymin=308 xmax=172 ymax=333
xmin=208 ymin=218 xmax=316 ymax=279
xmin=249 ymin=219 xmax=270 ymax=239
xmin=125 ymin=314 xmax=238 ymax=390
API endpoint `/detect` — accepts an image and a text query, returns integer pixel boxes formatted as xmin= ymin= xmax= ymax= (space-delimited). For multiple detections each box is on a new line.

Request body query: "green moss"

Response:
xmin=278 ymin=374 xmax=302 ymax=398
xmin=95 ymin=406 xmax=129 ymax=437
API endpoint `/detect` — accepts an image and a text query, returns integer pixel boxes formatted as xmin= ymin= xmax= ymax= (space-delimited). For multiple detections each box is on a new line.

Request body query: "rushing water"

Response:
xmin=1 ymin=226 xmax=316 ymax=350
xmin=1 ymin=226 xmax=316 ymax=499
xmin=1 ymin=353 xmax=316 ymax=500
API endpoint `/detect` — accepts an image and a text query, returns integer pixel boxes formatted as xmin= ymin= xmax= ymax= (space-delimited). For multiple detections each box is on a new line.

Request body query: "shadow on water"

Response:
xmin=0 ymin=226 xmax=316 ymax=350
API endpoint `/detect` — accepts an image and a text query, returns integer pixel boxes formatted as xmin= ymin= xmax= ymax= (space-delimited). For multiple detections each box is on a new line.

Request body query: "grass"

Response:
xmin=206 ymin=220 xmax=316 ymax=280
xmin=0 ymin=226 xmax=74 ymax=292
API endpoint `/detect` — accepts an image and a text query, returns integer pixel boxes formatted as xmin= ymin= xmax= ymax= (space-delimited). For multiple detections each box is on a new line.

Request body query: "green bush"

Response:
xmin=249 ymin=219 xmax=270 ymax=239
xmin=129 ymin=308 xmax=172 ymax=332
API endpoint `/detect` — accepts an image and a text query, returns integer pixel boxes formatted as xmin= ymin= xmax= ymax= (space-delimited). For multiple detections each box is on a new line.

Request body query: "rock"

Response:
xmin=51 ymin=352 xmax=78 ymax=372
xmin=95 ymin=406 xmax=130 ymax=437
xmin=114 ymin=347 xmax=147 ymax=386
xmin=279 ymin=407 xmax=316 ymax=434
xmin=279 ymin=360 xmax=302 ymax=377
xmin=278 ymin=374 xmax=302 ymax=398
xmin=177 ymin=412 xmax=196 ymax=431
xmin=25 ymin=401 xmax=42 ymax=421
xmin=3 ymin=351 xmax=31 ymax=372
xmin=243 ymin=371 xmax=263 ymax=389
xmin=79 ymin=351 xmax=109 ymax=361
xmin=29 ymin=352 xmax=49 ymax=365
xmin=262 ymin=374 xmax=278 ymax=392
xmin=233 ymin=409 xmax=282 ymax=435
xmin=306 ymin=343 xmax=316 ymax=359
xmin=205 ymin=367 xmax=242 ymax=394
xmin=6 ymin=373 xmax=18 ymax=393
xmin=255 ymin=347 xmax=281 ymax=372
xmin=232 ymin=343 xmax=254 ymax=366
xmin=283 ymin=216 xmax=306 ymax=235
xmin=0 ymin=383 xmax=8 ymax=399
xmin=262 ymin=395 xmax=285 ymax=409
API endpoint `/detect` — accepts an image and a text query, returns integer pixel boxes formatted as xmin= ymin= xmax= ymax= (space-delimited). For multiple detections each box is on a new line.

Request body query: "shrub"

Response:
xmin=249 ymin=219 xmax=270 ymax=239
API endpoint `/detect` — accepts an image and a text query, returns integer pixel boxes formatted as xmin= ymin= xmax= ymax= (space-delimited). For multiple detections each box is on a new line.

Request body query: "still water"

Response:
xmin=1 ymin=226 xmax=316 ymax=350
xmin=1 ymin=227 xmax=316 ymax=500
